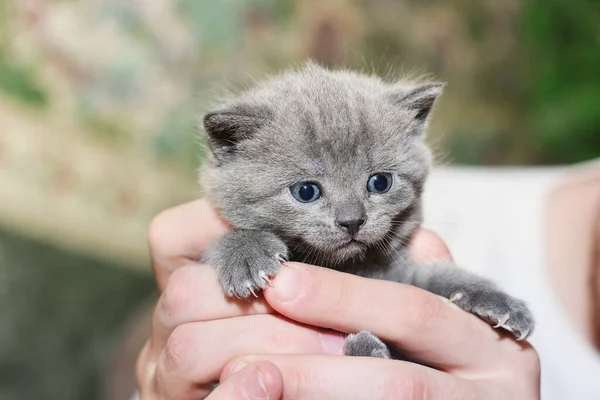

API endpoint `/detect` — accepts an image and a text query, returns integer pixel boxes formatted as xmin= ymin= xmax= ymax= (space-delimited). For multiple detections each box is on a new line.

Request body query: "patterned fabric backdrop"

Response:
xmin=1 ymin=0 xmax=599 ymax=267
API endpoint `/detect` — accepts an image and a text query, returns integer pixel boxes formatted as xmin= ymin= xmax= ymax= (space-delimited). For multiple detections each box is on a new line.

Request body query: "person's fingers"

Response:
xmin=135 ymin=340 xmax=153 ymax=398
xmin=148 ymin=199 xmax=230 ymax=291
xmin=150 ymin=264 xmax=274 ymax=354
xmin=222 ymin=355 xmax=496 ymax=400
xmin=154 ymin=314 xmax=344 ymax=399
xmin=409 ymin=228 xmax=453 ymax=263
xmin=264 ymin=262 xmax=532 ymax=372
xmin=208 ymin=361 xmax=283 ymax=400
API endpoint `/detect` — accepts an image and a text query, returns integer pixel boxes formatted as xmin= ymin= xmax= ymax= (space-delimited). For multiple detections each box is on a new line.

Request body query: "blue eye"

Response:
xmin=290 ymin=182 xmax=321 ymax=203
xmin=367 ymin=173 xmax=392 ymax=194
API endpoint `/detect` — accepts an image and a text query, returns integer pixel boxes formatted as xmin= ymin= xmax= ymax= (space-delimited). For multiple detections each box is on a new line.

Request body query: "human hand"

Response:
xmin=203 ymin=361 xmax=283 ymax=400
xmin=137 ymin=199 xmax=540 ymax=399
xmin=220 ymin=257 xmax=541 ymax=399
xmin=136 ymin=200 xmax=346 ymax=399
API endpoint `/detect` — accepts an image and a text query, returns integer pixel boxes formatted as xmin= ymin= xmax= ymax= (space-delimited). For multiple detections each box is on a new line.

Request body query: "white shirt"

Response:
xmin=423 ymin=166 xmax=600 ymax=400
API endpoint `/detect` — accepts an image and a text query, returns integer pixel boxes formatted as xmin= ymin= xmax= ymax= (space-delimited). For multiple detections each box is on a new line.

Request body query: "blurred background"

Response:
xmin=0 ymin=0 xmax=598 ymax=399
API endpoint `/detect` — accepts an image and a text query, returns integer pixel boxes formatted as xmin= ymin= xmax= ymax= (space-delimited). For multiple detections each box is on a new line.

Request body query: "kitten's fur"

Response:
xmin=200 ymin=62 xmax=534 ymax=358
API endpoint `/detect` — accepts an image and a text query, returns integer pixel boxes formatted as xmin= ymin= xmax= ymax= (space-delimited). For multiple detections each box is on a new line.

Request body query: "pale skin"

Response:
xmin=136 ymin=199 xmax=540 ymax=399
xmin=545 ymin=166 xmax=600 ymax=344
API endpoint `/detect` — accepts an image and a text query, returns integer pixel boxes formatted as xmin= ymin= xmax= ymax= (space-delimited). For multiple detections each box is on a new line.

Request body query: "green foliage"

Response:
xmin=522 ymin=0 xmax=600 ymax=163
xmin=77 ymin=101 xmax=133 ymax=147
xmin=177 ymin=0 xmax=243 ymax=51
xmin=0 ymin=58 xmax=48 ymax=108
xmin=152 ymin=103 xmax=202 ymax=171
xmin=0 ymin=0 xmax=598 ymax=167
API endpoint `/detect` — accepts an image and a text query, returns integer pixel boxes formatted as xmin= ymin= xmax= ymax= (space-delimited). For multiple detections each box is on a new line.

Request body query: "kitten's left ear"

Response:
xmin=387 ymin=82 xmax=444 ymax=122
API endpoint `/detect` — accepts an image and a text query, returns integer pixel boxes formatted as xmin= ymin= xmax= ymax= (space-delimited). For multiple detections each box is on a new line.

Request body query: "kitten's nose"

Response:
xmin=337 ymin=218 xmax=366 ymax=237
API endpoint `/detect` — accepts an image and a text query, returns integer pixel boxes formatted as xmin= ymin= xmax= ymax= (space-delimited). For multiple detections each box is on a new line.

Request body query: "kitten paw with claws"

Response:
xmin=449 ymin=287 xmax=534 ymax=341
xmin=344 ymin=330 xmax=391 ymax=359
xmin=202 ymin=230 xmax=288 ymax=299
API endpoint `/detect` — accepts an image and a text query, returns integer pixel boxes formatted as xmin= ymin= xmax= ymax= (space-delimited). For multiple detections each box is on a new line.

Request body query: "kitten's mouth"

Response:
xmin=336 ymin=238 xmax=365 ymax=250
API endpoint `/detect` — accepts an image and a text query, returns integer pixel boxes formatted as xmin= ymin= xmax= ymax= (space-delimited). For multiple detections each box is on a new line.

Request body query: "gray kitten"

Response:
xmin=200 ymin=62 xmax=534 ymax=359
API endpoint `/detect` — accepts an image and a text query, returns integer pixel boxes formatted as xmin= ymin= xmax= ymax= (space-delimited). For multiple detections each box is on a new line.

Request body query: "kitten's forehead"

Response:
xmin=265 ymin=97 xmax=408 ymax=177
xmin=207 ymin=63 xmax=437 ymax=187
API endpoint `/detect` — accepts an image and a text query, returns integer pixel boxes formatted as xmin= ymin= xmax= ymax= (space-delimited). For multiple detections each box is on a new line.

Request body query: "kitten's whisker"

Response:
xmin=377 ymin=239 xmax=396 ymax=265
xmin=306 ymin=245 xmax=318 ymax=266
xmin=379 ymin=234 xmax=401 ymax=266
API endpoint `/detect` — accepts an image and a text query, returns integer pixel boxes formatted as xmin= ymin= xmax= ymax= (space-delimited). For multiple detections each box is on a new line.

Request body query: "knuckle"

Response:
xmin=164 ymin=324 xmax=196 ymax=372
xmin=264 ymin=324 xmax=298 ymax=350
xmin=393 ymin=287 xmax=439 ymax=334
xmin=286 ymin=362 xmax=314 ymax=399
xmin=378 ymin=369 xmax=427 ymax=400
xmin=147 ymin=209 xmax=173 ymax=252
xmin=159 ymin=266 xmax=200 ymax=326
xmin=263 ymin=326 xmax=286 ymax=348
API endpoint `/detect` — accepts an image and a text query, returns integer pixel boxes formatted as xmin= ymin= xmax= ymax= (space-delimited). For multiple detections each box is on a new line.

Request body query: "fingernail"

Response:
xmin=241 ymin=366 xmax=270 ymax=400
xmin=319 ymin=330 xmax=344 ymax=354
xmin=273 ymin=266 xmax=301 ymax=301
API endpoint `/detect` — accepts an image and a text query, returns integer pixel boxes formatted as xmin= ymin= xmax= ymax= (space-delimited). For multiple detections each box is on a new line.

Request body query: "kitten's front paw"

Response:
xmin=449 ymin=288 xmax=534 ymax=341
xmin=202 ymin=230 xmax=288 ymax=299
xmin=344 ymin=331 xmax=391 ymax=359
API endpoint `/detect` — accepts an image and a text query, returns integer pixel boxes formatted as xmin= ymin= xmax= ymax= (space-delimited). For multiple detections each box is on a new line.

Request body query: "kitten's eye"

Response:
xmin=367 ymin=173 xmax=393 ymax=194
xmin=290 ymin=182 xmax=321 ymax=203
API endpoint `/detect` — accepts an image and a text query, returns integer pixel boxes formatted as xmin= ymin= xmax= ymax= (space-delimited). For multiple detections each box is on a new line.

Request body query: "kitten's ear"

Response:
xmin=387 ymin=82 xmax=444 ymax=122
xmin=203 ymin=103 xmax=271 ymax=162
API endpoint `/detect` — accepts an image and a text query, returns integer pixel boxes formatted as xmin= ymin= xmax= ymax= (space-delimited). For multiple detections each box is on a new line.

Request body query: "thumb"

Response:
xmin=209 ymin=361 xmax=283 ymax=400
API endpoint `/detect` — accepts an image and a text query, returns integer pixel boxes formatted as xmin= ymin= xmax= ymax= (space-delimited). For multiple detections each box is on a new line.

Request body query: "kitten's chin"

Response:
xmin=293 ymin=237 xmax=368 ymax=266
xmin=326 ymin=239 xmax=369 ymax=264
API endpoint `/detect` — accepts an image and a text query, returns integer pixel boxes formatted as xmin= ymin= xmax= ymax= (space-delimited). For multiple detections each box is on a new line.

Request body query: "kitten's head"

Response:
xmin=201 ymin=62 xmax=442 ymax=265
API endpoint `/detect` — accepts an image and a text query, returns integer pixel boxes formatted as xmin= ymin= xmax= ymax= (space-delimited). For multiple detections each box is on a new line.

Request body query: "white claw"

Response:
xmin=517 ymin=329 xmax=531 ymax=341
xmin=276 ymin=255 xmax=287 ymax=264
xmin=245 ymin=281 xmax=258 ymax=298
xmin=449 ymin=292 xmax=464 ymax=303
xmin=494 ymin=313 xmax=511 ymax=329
xmin=259 ymin=270 xmax=273 ymax=286
xmin=248 ymin=285 xmax=258 ymax=298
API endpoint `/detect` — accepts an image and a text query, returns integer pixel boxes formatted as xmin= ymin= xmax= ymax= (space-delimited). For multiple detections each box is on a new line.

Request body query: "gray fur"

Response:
xmin=200 ymin=62 xmax=534 ymax=358
xmin=343 ymin=331 xmax=391 ymax=359
xmin=203 ymin=230 xmax=288 ymax=298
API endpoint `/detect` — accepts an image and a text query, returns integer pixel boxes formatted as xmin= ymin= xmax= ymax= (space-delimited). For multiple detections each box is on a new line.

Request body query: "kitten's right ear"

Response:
xmin=203 ymin=103 xmax=271 ymax=162
xmin=386 ymin=82 xmax=444 ymax=123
